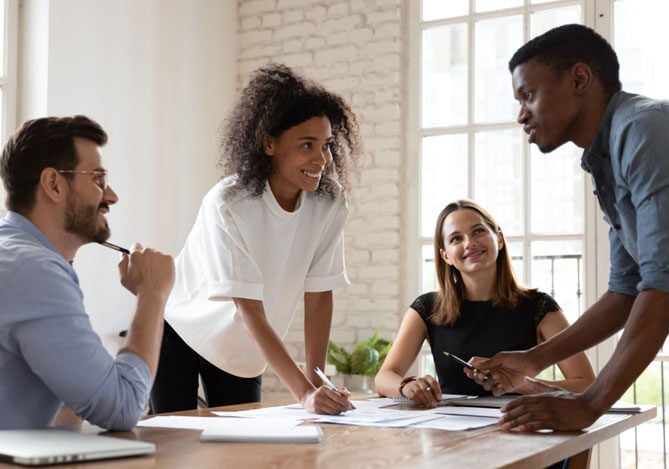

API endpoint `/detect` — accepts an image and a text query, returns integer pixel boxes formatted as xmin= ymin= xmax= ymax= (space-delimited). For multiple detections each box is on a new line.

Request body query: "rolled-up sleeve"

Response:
xmin=613 ymin=108 xmax=669 ymax=293
xmin=304 ymin=196 xmax=350 ymax=292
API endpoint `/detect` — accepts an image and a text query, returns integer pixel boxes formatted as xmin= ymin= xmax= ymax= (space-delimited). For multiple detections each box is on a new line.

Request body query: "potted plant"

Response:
xmin=326 ymin=328 xmax=391 ymax=393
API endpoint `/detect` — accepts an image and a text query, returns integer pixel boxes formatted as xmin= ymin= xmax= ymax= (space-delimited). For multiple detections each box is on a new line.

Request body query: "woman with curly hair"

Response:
xmin=375 ymin=199 xmax=594 ymax=408
xmin=151 ymin=64 xmax=361 ymax=414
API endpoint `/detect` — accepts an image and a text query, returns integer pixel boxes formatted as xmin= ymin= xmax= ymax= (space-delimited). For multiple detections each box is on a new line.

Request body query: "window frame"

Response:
xmin=0 ymin=0 xmax=18 ymax=215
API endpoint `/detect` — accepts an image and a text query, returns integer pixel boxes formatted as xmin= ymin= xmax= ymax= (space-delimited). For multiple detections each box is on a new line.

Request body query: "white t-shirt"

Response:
xmin=165 ymin=176 xmax=349 ymax=377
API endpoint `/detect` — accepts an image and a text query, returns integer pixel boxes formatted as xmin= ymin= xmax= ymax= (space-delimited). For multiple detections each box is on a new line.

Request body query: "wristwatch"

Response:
xmin=398 ymin=376 xmax=416 ymax=397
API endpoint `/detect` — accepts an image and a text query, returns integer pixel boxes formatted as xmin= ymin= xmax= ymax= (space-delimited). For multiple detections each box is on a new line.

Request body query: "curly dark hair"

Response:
xmin=509 ymin=24 xmax=621 ymax=98
xmin=218 ymin=63 xmax=361 ymax=198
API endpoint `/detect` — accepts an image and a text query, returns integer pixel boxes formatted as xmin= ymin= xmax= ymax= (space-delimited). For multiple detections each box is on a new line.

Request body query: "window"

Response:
xmin=613 ymin=2 xmax=669 ymax=467
xmin=412 ymin=0 xmax=587 ymax=322
xmin=0 ymin=0 xmax=17 ymax=215
xmin=409 ymin=1 xmax=669 ymax=467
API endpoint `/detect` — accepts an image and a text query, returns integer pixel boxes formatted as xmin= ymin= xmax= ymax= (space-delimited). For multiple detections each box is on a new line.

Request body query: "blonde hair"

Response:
xmin=431 ymin=199 xmax=534 ymax=325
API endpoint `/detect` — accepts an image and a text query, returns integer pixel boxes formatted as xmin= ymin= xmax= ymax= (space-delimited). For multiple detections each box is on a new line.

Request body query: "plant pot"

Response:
xmin=343 ymin=374 xmax=375 ymax=393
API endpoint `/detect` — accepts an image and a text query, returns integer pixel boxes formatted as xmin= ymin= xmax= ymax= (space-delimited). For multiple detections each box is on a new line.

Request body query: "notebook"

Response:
xmin=200 ymin=425 xmax=324 ymax=443
xmin=0 ymin=429 xmax=155 ymax=466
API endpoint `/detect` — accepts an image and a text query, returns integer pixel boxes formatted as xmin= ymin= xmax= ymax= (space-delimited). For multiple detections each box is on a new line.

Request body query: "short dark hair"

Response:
xmin=218 ymin=63 xmax=361 ymax=199
xmin=509 ymin=24 xmax=621 ymax=97
xmin=0 ymin=115 xmax=108 ymax=214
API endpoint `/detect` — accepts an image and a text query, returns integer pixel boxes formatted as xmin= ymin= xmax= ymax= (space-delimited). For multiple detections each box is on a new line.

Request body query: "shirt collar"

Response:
xmin=4 ymin=210 xmax=65 ymax=260
xmin=581 ymin=91 xmax=635 ymax=173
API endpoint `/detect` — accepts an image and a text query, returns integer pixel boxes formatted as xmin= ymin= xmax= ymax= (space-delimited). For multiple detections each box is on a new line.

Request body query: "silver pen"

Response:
xmin=314 ymin=366 xmax=341 ymax=395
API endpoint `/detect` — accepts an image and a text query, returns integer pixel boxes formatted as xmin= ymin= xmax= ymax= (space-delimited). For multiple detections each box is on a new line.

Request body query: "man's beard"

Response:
xmin=64 ymin=196 xmax=111 ymax=244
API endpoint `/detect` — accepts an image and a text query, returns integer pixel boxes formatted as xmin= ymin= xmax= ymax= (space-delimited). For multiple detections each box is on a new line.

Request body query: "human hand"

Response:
xmin=499 ymin=391 xmax=600 ymax=431
xmin=521 ymin=376 xmax=564 ymax=394
xmin=118 ymin=243 xmax=175 ymax=299
xmin=470 ymin=351 xmax=540 ymax=396
xmin=302 ymin=386 xmax=355 ymax=415
xmin=400 ymin=375 xmax=442 ymax=408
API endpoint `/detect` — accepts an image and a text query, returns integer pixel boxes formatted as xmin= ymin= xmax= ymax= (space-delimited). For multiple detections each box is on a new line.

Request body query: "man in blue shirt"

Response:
xmin=0 ymin=116 xmax=175 ymax=430
xmin=471 ymin=24 xmax=669 ymax=431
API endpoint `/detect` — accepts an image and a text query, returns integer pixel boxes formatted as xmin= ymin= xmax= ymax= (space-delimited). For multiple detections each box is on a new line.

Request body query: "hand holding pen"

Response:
xmin=443 ymin=351 xmax=490 ymax=383
xmin=313 ymin=367 xmax=355 ymax=413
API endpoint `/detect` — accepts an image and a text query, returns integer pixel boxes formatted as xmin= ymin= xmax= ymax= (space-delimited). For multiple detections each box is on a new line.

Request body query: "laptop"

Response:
xmin=0 ymin=429 xmax=155 ymax=466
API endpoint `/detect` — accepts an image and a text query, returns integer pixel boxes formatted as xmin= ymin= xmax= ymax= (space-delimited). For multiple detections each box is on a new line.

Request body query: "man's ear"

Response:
xmin=571 ymin=63 xmax=593 ymax=94
xmin=39 ymin=168 xmax=67 ymax=203
xmin=263 ymin=136 xmax=275 ymax=156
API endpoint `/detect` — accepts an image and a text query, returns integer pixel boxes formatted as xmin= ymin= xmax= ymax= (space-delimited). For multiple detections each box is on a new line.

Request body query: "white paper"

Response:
xmin=436 ymin=406 xmax=503 ymax=418
xmin=137 ymin=416 xmax=301 ymax=430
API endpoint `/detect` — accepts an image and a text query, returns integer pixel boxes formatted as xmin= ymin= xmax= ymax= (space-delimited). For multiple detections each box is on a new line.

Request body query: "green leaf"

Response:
xmin=326 ymin=341 xmax=351 ymax=374
xmin=350 ymin=345 xmax=379 ymax=376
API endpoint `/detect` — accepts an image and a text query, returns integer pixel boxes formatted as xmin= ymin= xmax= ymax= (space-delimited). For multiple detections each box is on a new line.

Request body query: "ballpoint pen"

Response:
xmin=443 ymin=351 xmax=488 ymax=379
xmin=99 ymin=241 xmax=130 ymax=254
xmin=314 ymin=366 xmax=342 ymax=394
xmin=314 ymin=367 xmax=355 ymax=410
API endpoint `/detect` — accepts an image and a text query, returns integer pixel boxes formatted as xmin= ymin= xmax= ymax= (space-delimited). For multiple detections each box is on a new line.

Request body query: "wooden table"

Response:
xmin=1 ymin=400 xmax=655 ymax=469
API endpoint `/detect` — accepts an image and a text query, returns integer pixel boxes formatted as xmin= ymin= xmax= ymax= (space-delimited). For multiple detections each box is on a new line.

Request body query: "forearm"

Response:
xmin=118 ymin=292 xmax=168 ymax=378
xmin=532 ymin=291 xmax=633 ymax=370
xmin=517 ymin=376 xmax=592 ymax=394
xmin=375 ymin=368 xmax=407 ymax=397
xmin=304 ymin=291 xmax=333 ymax=384
xmin=584 ymin=289 xmax=669 ymax=413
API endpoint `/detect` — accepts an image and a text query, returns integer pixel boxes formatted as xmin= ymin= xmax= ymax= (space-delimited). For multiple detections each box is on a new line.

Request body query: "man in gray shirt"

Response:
xmin=472 ymin=24 xmax=669 ymax=431
xmin=0 ymin=116 xmax=175 ymax=429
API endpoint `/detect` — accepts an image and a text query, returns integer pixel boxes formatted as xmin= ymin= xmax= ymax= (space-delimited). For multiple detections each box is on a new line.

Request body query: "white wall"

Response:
xmin=237 ymin=0 xmax=405 ymax=399
xmin=17 ymin=0 xmax=237 ymax=343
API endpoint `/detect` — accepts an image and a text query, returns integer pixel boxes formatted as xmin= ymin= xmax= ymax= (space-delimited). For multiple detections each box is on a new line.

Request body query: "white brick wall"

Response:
xmin=237 ymin=0 xmax=404 ymax=400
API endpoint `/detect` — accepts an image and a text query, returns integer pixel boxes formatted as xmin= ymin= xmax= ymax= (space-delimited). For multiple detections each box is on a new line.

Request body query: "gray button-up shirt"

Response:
xmin=581 ymin=91 xmax=669 ymax=296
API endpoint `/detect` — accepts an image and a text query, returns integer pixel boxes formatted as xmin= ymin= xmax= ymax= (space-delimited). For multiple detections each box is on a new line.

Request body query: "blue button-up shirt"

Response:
xmin=0 ymin=211 xmax=150 ymax=430
xmin=581 ymin=91 xmax=669 ymax=296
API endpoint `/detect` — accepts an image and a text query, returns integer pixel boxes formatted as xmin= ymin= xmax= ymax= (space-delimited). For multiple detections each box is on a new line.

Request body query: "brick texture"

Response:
xmin=237 ymin=0 xmax=403 ymax=400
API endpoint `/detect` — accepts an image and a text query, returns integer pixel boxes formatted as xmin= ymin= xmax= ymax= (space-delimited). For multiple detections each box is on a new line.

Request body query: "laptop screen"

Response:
xmin=0 ymin=429 xmax=155 ymax=466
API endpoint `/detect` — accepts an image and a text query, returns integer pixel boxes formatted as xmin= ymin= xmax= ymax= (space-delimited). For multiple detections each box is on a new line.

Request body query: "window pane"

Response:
xmin=420 ymin=134 xmax=468 ymax=237
xmin=529 ymin=142 xmax=584 ymax=234
xmin=474 ymin=128 xmax=524 ymax=236
xmin=0 ymin=0 xmax=4 ymax=76
xmin=531 ymin=240 xmax=584 ymax=323
xmin=530 ymin=5 xmax=582 ymax=38
xmin=474 ymin=15 xmax=522 ymax=123
xmin=615 ymin=0 xmax=669 ymax=98
xmin=422 ymin=24 xmax=468 ymax=127
xmin=475 ymin=0 xmax=522 ymax=13
xmin=507 ymin=240 xmax=524 ymax=284
xmin=421 ymin=244 xmax=437 ymax=292
xmin=422 ymin=0 xmax=468 ymax=21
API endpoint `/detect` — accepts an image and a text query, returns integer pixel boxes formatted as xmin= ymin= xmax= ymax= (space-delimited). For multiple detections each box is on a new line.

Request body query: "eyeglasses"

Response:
xmin=57 ymin=169 xmax=109 ymax=191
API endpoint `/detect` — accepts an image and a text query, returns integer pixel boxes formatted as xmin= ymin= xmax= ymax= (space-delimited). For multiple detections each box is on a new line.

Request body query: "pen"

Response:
xmin=443 ymin=351 xmax=487 ymax=378
xmin=314 ymin=366 xmax=354 ymax=411
xmin=314 ymin=366 xmax=341 ymax=394
xmin=99 ymin=241 xmax=130 ymax=255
